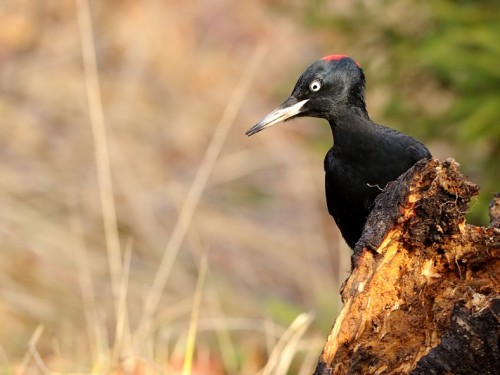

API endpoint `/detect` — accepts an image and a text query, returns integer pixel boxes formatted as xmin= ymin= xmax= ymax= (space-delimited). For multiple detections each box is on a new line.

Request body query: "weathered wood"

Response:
xmin=489 ymin=192 xmax=500 ymax=228
xmin=314 ymin=159 xmax=500 ymax=375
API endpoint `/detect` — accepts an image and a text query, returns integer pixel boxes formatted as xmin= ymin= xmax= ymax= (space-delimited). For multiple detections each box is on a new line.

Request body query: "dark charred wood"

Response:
xmin=411 ymin=298 xmax=500 ymax=375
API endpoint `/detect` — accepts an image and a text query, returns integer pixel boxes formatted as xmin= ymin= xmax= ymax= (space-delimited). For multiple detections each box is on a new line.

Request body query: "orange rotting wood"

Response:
xmin=314 ymin=159 xmax=500 ymax=375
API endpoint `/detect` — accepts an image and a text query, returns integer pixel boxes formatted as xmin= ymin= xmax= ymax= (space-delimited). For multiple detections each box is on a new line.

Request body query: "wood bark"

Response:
xmin=314 ymin=159 xmax=500 ymax=375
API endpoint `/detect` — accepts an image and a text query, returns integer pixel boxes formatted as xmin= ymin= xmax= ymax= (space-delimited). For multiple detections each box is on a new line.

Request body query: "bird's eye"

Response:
xmin=309 ymin=80 xmax=322 ymax=92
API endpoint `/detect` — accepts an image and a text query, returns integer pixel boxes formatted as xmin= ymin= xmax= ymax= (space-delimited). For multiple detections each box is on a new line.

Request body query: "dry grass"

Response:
xmin=0 ymin=0 xmax=354 ymax=373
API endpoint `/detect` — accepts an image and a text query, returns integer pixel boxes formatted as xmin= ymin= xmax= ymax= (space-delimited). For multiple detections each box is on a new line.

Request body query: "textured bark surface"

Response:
xmin=314 ymin=159 xmax=500 ymax=375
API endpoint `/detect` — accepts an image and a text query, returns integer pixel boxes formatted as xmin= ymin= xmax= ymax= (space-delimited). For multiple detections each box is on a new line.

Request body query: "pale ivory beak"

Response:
xmin=246 ymin=98 xmax=309 ymax=136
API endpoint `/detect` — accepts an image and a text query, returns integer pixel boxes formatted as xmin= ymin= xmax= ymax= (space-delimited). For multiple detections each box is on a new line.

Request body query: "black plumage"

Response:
xmin=246 ymin=55 xmax=431 ymax=249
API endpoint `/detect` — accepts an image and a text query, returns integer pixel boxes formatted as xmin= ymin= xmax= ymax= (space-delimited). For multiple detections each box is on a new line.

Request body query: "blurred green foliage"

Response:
xmin=265 ymin=298 xmax=304 ymax=327
xmin=304 ymin=0 xmax=499 ymax=224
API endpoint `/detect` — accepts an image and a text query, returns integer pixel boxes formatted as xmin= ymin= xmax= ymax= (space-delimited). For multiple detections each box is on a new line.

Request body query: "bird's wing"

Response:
xmin=407 ymin=143 xmax=432 ymax=162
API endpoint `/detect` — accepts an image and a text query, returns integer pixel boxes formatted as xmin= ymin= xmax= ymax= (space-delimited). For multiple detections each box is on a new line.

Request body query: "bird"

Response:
xmin=246 ymin=55 xmax=431 ymax=250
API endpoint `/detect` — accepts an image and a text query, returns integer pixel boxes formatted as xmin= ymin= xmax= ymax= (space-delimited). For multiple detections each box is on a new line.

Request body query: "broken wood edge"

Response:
xmin=314 ymin=158 xmax=500 ymax=374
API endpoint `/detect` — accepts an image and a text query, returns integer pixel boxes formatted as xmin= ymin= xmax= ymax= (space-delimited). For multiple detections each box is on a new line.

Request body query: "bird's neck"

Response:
xmin=327 ymin=106 xmax=371 ymax=142
xmin=327 ymin=80 xmax=369 ymax=136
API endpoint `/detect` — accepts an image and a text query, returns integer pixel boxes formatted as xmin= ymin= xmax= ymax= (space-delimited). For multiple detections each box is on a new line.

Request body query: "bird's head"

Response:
xmin=246 ymin=55 xmax=366 ymax=136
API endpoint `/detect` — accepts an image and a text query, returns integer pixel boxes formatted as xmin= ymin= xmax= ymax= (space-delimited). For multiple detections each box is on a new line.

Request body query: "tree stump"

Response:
xmin=314 ymin=159 xmax=500 ymax=375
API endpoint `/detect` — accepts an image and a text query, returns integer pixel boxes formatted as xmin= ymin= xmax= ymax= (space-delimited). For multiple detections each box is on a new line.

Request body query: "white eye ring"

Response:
xmin=309 ymin=80 xmax=321 ymax=92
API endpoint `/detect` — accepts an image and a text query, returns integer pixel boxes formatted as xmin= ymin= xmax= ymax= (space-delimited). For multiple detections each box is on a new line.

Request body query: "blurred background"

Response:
xmin=0 ymin=0 xmax=498 ymax=373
